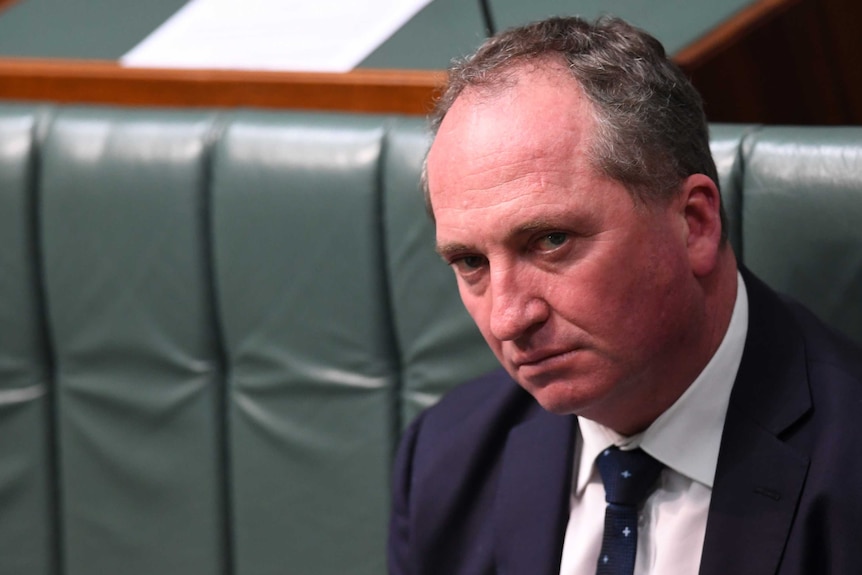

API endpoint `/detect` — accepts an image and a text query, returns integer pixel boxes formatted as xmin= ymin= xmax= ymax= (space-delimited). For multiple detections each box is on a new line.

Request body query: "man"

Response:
xmin=389 ymin=16 xmax=862 ymax=575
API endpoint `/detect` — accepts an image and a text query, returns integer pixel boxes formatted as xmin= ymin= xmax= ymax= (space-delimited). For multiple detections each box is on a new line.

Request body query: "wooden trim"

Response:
xmin=0 ymin=58 xmax=446 ymax=114
xmin=675 ymin=0 xmax=801 ymax=69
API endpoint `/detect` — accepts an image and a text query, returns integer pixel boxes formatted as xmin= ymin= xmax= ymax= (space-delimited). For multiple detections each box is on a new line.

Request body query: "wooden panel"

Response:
xmin=817 ymin=0 xmax=862 ymax=124
xmin=683 ymin=0 xmax=859 ymax=125
xmin=675 ymin=0 xmax=798 ymax=69
xmin=491 ymin=0 xmax=759 ymax=56
xmin=3 ymin=0 xmax=861 ymax=123
xmin=0 ymin=59 xmax=444 ymax=115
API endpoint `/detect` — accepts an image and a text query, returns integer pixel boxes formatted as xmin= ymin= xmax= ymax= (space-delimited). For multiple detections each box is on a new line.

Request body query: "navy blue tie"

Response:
xmin=595 ymin=446 xmax=663 ymax=575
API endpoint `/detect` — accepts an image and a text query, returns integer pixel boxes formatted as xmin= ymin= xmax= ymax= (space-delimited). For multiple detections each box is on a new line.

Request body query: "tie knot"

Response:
xmin=596 ymin=446 xmax=663 ymax=506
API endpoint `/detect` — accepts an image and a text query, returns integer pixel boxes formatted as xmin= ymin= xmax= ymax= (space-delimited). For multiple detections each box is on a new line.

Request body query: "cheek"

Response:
xmin=546 ymin=261 xmax=638 ymax=326
xmin=552 ymin=239 xmax=688 ymax=342
xmin=610 ymin=247 xmax=694 ymax=348
xmin=459 ymin=286 xmax=499 ymax=345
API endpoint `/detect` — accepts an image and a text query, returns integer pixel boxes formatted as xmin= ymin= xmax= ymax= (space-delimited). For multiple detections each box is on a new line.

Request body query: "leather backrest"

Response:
xmin=740 ymin=127 xmax=862 ymax=347
xmin=40 ymin=107 xmax=226 ymax=575
xmin=0 ymin=104 xmax=860 ymax=575
xmin=211 ymin=111 xmax=399 ymax=575
xmin=0 ymin=104 xmax=54 ymax=575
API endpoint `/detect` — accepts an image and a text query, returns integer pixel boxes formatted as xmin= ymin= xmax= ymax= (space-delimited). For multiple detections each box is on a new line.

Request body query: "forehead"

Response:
xmin=425 ymin=65 xmax=635 ymax=258
xmin=434 ymin=64 xmax=593 ymax=151
xmin=426 ymin=63 xmax=600 ymax=214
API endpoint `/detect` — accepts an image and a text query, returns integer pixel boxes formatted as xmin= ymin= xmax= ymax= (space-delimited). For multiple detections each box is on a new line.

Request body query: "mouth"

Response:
xmin=512 ymin=348 xmax=580 ymax=370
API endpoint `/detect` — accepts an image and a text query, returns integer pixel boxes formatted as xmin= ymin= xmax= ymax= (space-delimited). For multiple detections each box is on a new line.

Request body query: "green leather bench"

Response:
xmin=1 ymin=104 xmax=860 ymax=575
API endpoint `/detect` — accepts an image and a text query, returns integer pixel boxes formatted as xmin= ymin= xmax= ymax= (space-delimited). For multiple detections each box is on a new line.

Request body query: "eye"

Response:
xmin=451 ymin=254 xmax=487 ymax=272
xmin=535 ymin=232 xmax=568 ymax=251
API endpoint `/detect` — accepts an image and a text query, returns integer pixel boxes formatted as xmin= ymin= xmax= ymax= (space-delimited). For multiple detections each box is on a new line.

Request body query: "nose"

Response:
xmin=488 ymin=266 xmax=549 ymax=342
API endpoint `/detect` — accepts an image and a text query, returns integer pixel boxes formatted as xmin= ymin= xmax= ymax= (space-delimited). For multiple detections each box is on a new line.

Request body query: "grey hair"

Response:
xmin=427 ymin=16 xmax=726 ymax=240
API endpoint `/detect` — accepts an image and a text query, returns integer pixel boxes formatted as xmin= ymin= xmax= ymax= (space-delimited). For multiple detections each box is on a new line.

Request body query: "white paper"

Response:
xmin=121 ymin=0 xmax=434 ymax=72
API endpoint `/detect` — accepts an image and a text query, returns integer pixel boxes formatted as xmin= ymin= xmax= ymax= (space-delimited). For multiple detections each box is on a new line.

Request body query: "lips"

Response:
xmin=511 ymin=348 xmax=579 ymax=369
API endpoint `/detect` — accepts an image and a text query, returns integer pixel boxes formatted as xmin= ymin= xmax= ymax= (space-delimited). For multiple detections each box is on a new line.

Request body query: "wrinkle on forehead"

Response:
xmin=427 ymin=61 xmax=605 ymax=224
xmin=431 ymin=67 xmax=595 ymax=160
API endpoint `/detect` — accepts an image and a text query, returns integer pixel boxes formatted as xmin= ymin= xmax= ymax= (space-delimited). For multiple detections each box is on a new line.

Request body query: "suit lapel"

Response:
xmin=699 ymin=271 xmax=812 ymax=575
xmin=494 ymin=409 xmax=576 ymax=575
xmin=698 ymin=411 xmax=809 ymax=575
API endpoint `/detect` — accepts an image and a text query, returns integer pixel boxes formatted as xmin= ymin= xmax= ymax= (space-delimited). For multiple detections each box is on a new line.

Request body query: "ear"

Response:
xmin=678 ymin=174 xmax=723 ymax=277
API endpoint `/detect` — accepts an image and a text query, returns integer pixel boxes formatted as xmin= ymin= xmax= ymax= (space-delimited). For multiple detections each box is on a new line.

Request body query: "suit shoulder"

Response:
xmin=785 ymin=298 xmax=862 ymax=389
xmin=396 ymin=368 xmax=555 ymax=480
xmin=407 ymin=368 xmax=537 ymax=443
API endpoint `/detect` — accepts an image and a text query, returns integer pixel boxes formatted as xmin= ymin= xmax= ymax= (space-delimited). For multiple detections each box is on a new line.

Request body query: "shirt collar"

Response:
xmin=575 ymin=271 xmax=749 ymax=493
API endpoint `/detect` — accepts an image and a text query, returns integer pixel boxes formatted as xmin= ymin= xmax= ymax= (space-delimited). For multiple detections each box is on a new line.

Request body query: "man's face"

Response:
xmin=427 ymin=65 xmax=704 ymax=432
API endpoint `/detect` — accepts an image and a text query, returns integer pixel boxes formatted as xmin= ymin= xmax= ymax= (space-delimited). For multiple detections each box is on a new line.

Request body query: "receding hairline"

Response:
xmin=424 ymin=57 xmax=623 ymax=218
xmin=429 ymin=53 xmax=580 ymax=134
xmin=424 ymin=14 xmax=727 ymax=241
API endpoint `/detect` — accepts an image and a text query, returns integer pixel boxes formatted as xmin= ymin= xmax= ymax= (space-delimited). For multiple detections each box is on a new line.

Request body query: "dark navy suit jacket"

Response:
xmin=388 ymin=271 xmax=862 ymax=575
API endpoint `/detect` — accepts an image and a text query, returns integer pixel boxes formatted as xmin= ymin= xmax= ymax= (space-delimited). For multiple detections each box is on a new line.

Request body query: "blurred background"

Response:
xmin=1 ymin=0 xmax=861 ymax=124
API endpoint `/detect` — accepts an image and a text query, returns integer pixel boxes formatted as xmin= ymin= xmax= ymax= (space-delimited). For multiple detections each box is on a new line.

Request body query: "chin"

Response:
xmin=521 ymin=379 xmax=600 ymax=417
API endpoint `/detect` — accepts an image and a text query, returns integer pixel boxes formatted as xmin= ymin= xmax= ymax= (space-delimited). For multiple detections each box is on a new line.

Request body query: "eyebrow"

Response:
xmin=514 ymin=218 xmax=558 ymax=234
xmin=435 ymin=241 xmax=472 ymax=259
xmin=435 ymin=218 xmax=562 ymax=259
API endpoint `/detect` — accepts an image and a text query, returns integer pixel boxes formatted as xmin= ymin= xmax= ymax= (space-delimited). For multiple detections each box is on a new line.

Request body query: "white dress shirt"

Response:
xmin=559 ymin=272 xmax=749 ymax=575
